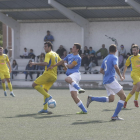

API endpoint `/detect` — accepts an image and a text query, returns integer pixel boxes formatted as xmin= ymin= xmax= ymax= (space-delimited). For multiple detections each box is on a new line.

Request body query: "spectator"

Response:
xmin=69 ymin=48 xmax=72 ymax=54
xmin=79 ymin=49 xmax=82 ymax=56
xmin=3 ymin=48 xmax=8 ymax=54
xmin=119 ymin=45 xmax=126 ymax=58
xmin=96 ymin=44 xmax=108 ymax=59
xmin=61 ymin=51 xmax=67 ymax=59
xmin=89 ymin=47 xmax=96 ymax=55
xmin=11 ymin=60 xmax=18 ymax=79
xmin=81 ymin=54 xmax=89 ymax=74
xmin=28 ymin=49 xmax=35 ymax=60
xmin=25 ymin=60 xmax=35 ymax=81
xmin=20 ymin=48 xmax=28 ymax=59
xmin=126 ymin=53 xmax=131 ymax=68
xmin=44 ymin=30 xmax=54 ymax=43
xmin=84 ymin=53 xmax=98 ymax=74
xmin=37 ymin=53 xmax=45 ymax=62
xmin=56 ymin=45 xmax=66 ymax=58
xmin=119 ymin=54 xmax=124 ymax=69
xmin=84 ymin=46 xmax=89 ymax=55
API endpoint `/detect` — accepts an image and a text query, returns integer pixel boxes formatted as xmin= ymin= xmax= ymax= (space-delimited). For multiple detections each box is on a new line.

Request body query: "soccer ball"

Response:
xmin=48 ymin=99 xmax=56 ymax=109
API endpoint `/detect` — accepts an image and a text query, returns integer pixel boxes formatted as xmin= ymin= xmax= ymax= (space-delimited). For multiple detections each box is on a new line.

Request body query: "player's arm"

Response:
xmin=47 ymin=60 xmax=65 ymax=70
xmin=122 ymin=65 xmax=127 ymax=79
xmin=114 ymin=65 xmax=123 ymax=81
xmin=100 ymin=68 xmax=104 ymax=75
xmin=7 ymin=61 xmax=12 ymax=73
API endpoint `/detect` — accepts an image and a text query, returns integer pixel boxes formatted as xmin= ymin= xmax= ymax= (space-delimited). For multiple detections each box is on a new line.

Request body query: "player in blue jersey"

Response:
xmin=87 ymin=44 xmax=126 ymax=120
xmin=48 ymin=43 xmax=87 ymax=114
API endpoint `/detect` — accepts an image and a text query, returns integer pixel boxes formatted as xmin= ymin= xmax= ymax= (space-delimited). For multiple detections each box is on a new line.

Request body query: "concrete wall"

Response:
xmin=20 ymin=21 xmax=140 ymax=56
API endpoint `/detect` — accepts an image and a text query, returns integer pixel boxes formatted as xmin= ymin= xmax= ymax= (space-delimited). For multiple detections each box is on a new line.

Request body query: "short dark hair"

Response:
xmin=74 ymin=43 xmax=81 ymax=52
xmin=0 ymin=47 xmax=3 ymax=49
xmin=44 ymin=41 xmax=53 ymax=49
xmin=47 ymin=30 xmax=50 ymax=33
xmin=132 ymin=44 xmax=139 ymax=50
xmin=109 ymin=44 xmax=117 ymax=53
xmin=24 ymin=48 xmax=27 ymax=50
xmin=89 ymin=47 xmax=92 ymax=49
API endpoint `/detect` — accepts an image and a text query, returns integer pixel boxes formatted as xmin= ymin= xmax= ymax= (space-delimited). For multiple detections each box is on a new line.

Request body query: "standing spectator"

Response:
xmin=85 ymin=53 xmax=98 ymax=74
xmin=25 ymin=60 xmax=35 ymax=81
xmin=56 ymin=45 xmax=66 ymax=58
xmin=84 ymin=46 xmax=89 ymax=55
xmin=119 ymin=45 xmax=126 ymax=58
xmin=69 ymin=48 xmax=72 ymax=54
xmin=44 ymin=30 xmax=54 ymax=43
xmin=89 ymin=47 xmax=96 ymax=55
xmin=96 ymin=44 xmax=108 ymax=59
xmin=20 ymin=48 xmax=28 ymax=58
xmin=28 ymin=49 xmax=35 ymax=60
xmin=11 ymin=60 xmax=18 ymax=79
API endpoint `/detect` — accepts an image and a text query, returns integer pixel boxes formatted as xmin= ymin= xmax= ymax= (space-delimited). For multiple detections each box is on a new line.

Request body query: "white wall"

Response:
xmin=20 ymin=21 xmax=140 ymax=57
xmin=20 ymin=22 xmax=82 ymax=56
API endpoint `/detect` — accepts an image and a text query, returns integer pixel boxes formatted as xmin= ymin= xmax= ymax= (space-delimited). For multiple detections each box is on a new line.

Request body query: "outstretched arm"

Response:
xmin=122 ymin=65 xmax=128 ymax=79
xmin=7 ymin=61 xmax=12 ymax=73
xmin=47 ymin=60 xmax=65 ymax=70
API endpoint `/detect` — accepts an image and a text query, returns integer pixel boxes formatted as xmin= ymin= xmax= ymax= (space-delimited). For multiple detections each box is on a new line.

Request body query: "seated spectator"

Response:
xmin=89 ymin=47 xmax=96 ymax=55
xmin=28 ymin=49 xmax=35 ymax=60
xmin=56 ymin=45 xmax=66 ymax=58
xmin=84 ymin=53 xmax=98 ymax=74
xmin=11 ymin=60 xmax=18 ymax=79
xmin=37 ymin=53 xmax=45 ymax=62
xmin=81 ymin=53 xmax=89 ymax=73
xmin=44 ymin=30 xmax=54 ymax=43
xmin=25 ymin=60 xmax=35 ymax=81
xmin=119 ymin=54 xmax=124 ymax=69
xmin=84 ymin=46 xmax=89 ymax=55
xmin=69 ymin=48 xmax=72 ymax=54
xmin=96 ymin=44 xmax=108 ymax=59
xmin=20 ymin=48 xmax=28 ymax=59
xmin=3 ymin=48 xmax=8 ymax=54
xmin=119 ymin=45 xmax=126 ymax=58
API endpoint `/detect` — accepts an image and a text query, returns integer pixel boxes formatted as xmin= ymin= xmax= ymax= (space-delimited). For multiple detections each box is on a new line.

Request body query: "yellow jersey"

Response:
xmin=44 ymin=51 xmax=61 ymax=78
xmin=0 ymin=54 xmax=9 ymax=73
xmin=125 ymin=54 xmax=140 ymax=74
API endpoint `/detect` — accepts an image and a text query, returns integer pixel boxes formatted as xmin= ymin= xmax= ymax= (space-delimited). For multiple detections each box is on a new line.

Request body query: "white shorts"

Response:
xmin=68 ymin=73 xmax=81 ymax=92
xmin=104 ymin=80 xmax=122 ymax=96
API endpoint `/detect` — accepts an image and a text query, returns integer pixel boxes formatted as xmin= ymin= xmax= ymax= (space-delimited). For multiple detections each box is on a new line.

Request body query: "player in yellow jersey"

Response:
xmin=0 ymin=47 xmax=15 ymax=97
xmin=123 ymin=44 xmax=140 ymax=108
xmin=30 ymin=42 xmax=61 ymax=113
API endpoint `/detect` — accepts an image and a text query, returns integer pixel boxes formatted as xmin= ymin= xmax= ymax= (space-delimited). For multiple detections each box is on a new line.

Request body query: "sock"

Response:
xmin=7 ymin=82 xmax=13 ymax=92
xmin=34 ymin=85 xmax=50 ymax=98
xmin=125 ymin=93 xmax=133 ymax=102
xmin=91 ymin=97 xmax=109 ymax=102
xmin=112 ymin=100 xmax=124 ymax=117
xmin=135 ymin=92 xmax=139 ymax=101
xmin=71 ymin=81 xmax=81 ymax=90
xmin=2 ymin=83 xmax=6 ymax=91
xmin=43 ymin=96 xmax=48 ymax=110
xmin=77 ymin=101 xmax=87 ymax=112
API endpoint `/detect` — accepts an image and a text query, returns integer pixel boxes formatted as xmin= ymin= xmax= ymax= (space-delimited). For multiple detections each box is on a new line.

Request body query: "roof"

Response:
xmin=0 ymin=0 xmax=140 ymax=23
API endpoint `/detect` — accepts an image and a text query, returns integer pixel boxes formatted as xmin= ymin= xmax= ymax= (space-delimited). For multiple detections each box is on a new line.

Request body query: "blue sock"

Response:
xmin=91 ymin=97 xmax=108 ymax=102
xmin=112 ymin=100 xmax=124 ymax=117
xmin=77 ymin=101 xmax=87 ymax=112
xmin=72 ymin=82 xmax=81 ymax=90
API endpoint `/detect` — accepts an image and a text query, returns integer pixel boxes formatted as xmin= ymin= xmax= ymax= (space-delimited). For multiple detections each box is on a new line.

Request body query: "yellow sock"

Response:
xmin=7 ymin=82 xmax=13 ymax=92
xmin=34 ymin=85 xmax=50 ymax=98
xmin=44 ymin=96 xmax=48 ymax=110
xmin=135 ymin=92 xmax=139 ymax=101
xmin=2 ymin=83 xmax=6 ymax=91
xmin=125 ymin=93 xmax=133 ymax=102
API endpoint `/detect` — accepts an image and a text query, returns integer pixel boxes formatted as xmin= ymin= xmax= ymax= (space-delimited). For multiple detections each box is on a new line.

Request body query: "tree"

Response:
xmin=0 ymin=22 xmax=3 ymax=46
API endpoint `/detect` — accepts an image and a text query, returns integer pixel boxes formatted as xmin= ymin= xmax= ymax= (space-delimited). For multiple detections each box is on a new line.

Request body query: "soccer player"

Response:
xmin=87 ymin=44 xmax=126 ymax=120
xmin=48 ymin=43 xmax=87 ymax=114
xmin=123 ymin=44 xmax=140 ymax=108
xmin=30 ymin=42 xmax=61 ymax=113
xmin=0 ymin=47 xmax=15 ymax=97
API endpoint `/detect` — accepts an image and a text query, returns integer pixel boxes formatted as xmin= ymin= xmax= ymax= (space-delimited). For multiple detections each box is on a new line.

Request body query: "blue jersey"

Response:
xmin=101 ymin=54 xmax=118 ymax=84
xmin=63 ymin=54 xmax=81 ymax=76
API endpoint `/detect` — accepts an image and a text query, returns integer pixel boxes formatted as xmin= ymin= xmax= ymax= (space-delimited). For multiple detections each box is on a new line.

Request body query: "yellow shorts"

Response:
xmin=131 ymin=73 xmax=140 ymax=85
xmin=0 ymin=72 xmax=10 ymax=80
xmin=34 ymin=73 xmax=56 ymax=91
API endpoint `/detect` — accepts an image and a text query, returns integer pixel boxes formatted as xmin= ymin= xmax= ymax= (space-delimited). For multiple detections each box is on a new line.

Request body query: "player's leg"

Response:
xmin=124 ymin=85 xmax=137 ymax=108
xmin=134 ymin=82 xmax=140 ymax=107
xmin=111 ymin=89 xmax=126 ymax=120
xmin=65 ymin=73 xmax=85 ymax=94
xmin=5 ymin=78 xmax=15 ymax=97
xmin=1 ymin=77 xmax=7 ymax=96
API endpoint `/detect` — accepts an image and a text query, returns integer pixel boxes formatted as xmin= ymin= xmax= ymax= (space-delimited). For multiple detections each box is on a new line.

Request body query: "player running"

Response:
xmin=48 ymin=43 xmax=87 ymax=114
xmin=87 ymin=44 xmax=126 ymax=120
xmin=30 ymin=42 xmax=61 ymax=113
xmin=123 ymin=44 xmax=140 ymax=108
xmin=0 ymin=47 xmax=15 ymax=97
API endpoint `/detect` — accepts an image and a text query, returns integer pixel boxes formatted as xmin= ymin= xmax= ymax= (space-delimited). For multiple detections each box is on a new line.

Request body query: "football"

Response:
xmin=48 ymin=99 xmax=56 ymax=109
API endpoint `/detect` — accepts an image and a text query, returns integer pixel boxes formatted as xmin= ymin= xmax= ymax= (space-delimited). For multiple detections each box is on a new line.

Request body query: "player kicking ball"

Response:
xmin=87 ymin=44 xmax=126 ymax=120
xmin=123 ymin=44 xmax=140 ymax=108
xmin=48 ymin=43 xmax=87 ymax=114
xmin=30 ymin=42 xmax=61 ymax=114
xmin=0 ymin=47 xmax=15 ymax=97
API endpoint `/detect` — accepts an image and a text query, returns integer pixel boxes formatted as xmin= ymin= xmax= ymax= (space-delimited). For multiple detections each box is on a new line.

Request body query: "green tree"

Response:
xmin=0 ymin=22 xmax=3 ymax=46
